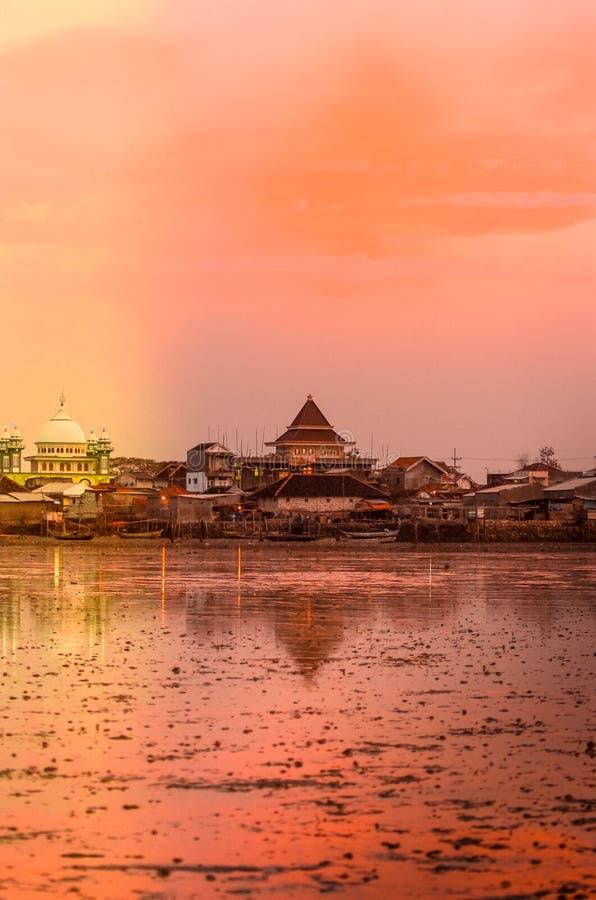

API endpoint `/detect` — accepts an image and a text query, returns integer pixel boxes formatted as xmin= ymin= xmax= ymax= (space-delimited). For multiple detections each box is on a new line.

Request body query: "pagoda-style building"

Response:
xmin=265 ymin=395 xmax=357 ymax=472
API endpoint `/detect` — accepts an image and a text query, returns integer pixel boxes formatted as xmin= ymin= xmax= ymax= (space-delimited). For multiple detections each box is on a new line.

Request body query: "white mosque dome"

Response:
xmin=37 ymin=402 xmax=87 ymax=445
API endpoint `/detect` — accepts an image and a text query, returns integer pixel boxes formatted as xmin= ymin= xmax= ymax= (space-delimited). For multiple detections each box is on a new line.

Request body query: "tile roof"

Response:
xmin=268 ymin=395 xmax=353 ymax=447
xmin=287 ymin=395 xmax=333 ymax=429
xmin=251 ymin=473 xmax=389 ymax=500
xmin=387 ymin=456 xmax=449 ymax=473
xmin=272 ymin=428 xmax=348 ymax=445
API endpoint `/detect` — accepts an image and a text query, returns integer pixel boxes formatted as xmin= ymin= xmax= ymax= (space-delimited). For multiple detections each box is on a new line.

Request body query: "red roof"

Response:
xmin=387 ymin=456 xmax=449 ymax=473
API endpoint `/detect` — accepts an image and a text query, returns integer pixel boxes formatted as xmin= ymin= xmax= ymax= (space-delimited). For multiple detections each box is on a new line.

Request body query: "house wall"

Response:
xmin=0 ymin=500 xmax=48 ymax=526
xmin=257 ymin=495 xmax=362 ymax=515
xmin=384 ymin=461 xmax=445 ymax=493
xmin=168 ymin=497 xmax=214 ymax=523
xmin=187 ymin=472 xmax=208 ymax=493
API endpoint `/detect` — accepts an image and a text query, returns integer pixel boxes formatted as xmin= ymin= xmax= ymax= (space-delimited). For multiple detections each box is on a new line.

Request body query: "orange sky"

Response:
xmin=1 ymin=0 xmax=595 ymax=475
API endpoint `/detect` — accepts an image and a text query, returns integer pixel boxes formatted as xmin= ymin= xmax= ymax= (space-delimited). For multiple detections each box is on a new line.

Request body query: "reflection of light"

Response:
xmin=1 ymin=607 xmax=18 ymax=658
xmin=236 ymin=545 xmax=242 ymax=609
xmin=429 ymin=554 xmax=433 ymax=604
xmin=54 ymin=547 xmax=60 ymax=587
xmin=161 ymin=545 xmax=166 ymax=623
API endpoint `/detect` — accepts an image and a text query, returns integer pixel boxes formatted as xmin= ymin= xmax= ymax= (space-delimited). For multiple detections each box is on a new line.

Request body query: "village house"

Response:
xmin=486 ymin=463 xmax=578 ymax=488
xmin=542 ymin=475 xmax=596 ymax=522
xmin=186 ymin=442 xmax=235 ymax=493
xmin=250 ymin=473 xmax=390 ymax=518
xmin=382 ymin=456 xmax=451 ymax=496
xmin=463 ymin=482 xmax=544 ymax=520
xmin=31 ymin=481 xmax=100 ymax=525
xmin=154 ymin=461 xmax=188 ymax=490
xmin=0 ymin=476 xmax=54 ymax=531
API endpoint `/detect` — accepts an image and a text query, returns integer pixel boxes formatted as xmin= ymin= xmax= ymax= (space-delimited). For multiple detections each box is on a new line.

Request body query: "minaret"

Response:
xmin=1 ymin=424 xmax=24 ymax=474
xmin=96 ymin=425 xmax=113 ymax=476
xmin=0 ymin=426 xmax=9 ymax=473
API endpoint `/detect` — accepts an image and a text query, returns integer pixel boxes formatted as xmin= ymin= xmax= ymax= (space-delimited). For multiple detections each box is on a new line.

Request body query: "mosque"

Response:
xmin=0 ymin=394 xmax=114 ymax=488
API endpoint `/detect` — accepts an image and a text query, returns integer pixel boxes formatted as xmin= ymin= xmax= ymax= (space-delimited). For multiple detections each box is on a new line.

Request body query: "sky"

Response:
xmin=1 ymin=0 xmax=595 ymax=478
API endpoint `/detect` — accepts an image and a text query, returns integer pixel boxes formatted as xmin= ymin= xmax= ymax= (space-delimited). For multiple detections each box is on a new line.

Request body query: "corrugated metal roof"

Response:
xmin=32 ymin=482 xmax=78 ymax=494
xmin=543 ymin=476 xmax=596 ymax=494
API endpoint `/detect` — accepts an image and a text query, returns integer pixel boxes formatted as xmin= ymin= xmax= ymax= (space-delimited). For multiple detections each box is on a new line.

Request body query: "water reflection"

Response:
xmin=0 ymin=541 xmax=593 ymax=899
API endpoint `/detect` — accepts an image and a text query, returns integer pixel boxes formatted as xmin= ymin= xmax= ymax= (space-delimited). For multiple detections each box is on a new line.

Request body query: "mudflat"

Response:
xmin=0 ymin=542 xmax=594 ymax=898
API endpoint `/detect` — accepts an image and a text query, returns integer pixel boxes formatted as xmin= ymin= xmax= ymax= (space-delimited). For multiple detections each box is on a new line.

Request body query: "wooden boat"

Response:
xmin=339 ymin=528 xmax=399 ymax=540
xmin=264 ymin=532 xmax=319 ymax=543
xmin=119 ymin=529 xmax=164 ymax=539
xmin=55 ymin=531 xmax=95 ymax=542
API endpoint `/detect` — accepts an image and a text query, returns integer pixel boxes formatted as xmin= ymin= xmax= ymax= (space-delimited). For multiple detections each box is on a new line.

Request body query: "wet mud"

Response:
xmin=0 ymin=540 xmax=594 ymax=898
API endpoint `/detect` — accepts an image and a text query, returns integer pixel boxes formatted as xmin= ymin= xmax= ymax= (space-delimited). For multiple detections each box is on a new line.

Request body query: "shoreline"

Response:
xmin=1 ymin=534 xmax=595 ymax=552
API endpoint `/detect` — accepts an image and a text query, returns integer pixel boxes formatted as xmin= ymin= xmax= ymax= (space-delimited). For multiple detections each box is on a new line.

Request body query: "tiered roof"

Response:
xmin=267 ymin=395 xmax=354 ymax=447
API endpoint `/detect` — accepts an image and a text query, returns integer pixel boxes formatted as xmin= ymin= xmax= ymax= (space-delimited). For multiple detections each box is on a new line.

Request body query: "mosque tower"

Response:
xmin=23 ymin=394 xmax=114 ymax=486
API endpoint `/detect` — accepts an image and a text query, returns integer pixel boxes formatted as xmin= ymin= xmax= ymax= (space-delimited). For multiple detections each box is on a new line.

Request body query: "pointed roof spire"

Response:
xmin=267 ymin=395 xmax=354 ymax=449
xmin=287 ymin=395 xmax=333 ymax=430
xmin=59 ymin=389 xmax=66 ymax=409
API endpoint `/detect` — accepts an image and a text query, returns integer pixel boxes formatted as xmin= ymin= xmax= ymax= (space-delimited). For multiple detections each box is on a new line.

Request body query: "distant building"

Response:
xmin=186 ymin=442 xmax=235 ymax=493
xmin=486 ymin=463 xmax=577 ymax=488
xmin=463 ymin=482 xmax=544 ymax=520
xmin=251 ymin=473 xmax=389 ymax=517
xmin=154 ymin=461 xmax=188 ymax=490
xmin=265 ymin=395 xmax=356 ymax=471
xmin=383 ymin=456 xmax=450 ymax=495
xmin=0 ymin=426 xmax=24 ymax=477
xmin=0 ymin=476 xmax=54 ymax=530
xmin=542 ymin=475 xmax=596 ymax=521
xmin=2 ymin=394 xmax=114 ymax=488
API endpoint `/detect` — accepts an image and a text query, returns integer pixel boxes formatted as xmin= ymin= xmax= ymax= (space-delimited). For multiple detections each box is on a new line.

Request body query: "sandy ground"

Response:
xmin=0 ymin=541 xmax=594 ymax=898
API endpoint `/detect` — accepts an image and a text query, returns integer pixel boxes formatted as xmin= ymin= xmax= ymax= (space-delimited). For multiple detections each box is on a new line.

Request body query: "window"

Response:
xmin=42 ymin=463 xmax=47 ymax=471
xmin=84 ymin=463 xmax=89 ymax=472
xmin=77 ymin=463 xmax=82 ymax=472
xmin=49 ymin=463 xmax=54 ymax=471
xmin=60 ymin=462 xmax=65 ymax=472
xmin=66 ymin=463 xmax=71 ymax=472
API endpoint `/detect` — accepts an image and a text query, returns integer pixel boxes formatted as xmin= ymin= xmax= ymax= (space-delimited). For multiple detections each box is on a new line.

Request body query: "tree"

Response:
xmin=516 ymin=452 xmax=530 ymax=470
xmin=537 ymin=446 xmax=560 ymax=469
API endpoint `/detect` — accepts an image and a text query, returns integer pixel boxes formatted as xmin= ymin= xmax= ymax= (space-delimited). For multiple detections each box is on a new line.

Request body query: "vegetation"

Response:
xmin=537 ymin=446 xmax=560 ymax=469
xmin=111 ymin=457 xmax=178 ymax=476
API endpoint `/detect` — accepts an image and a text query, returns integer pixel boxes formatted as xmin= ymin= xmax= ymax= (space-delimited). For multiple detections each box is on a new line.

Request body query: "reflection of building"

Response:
xmin=272 ymin=596 xmax=346 ymax=679
xmin=3 ymin=394 xmax=114 ymax=487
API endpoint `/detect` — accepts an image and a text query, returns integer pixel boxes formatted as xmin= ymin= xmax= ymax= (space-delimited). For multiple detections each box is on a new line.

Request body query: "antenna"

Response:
xmin=452 ymin=447 xmax=462 ymax=471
